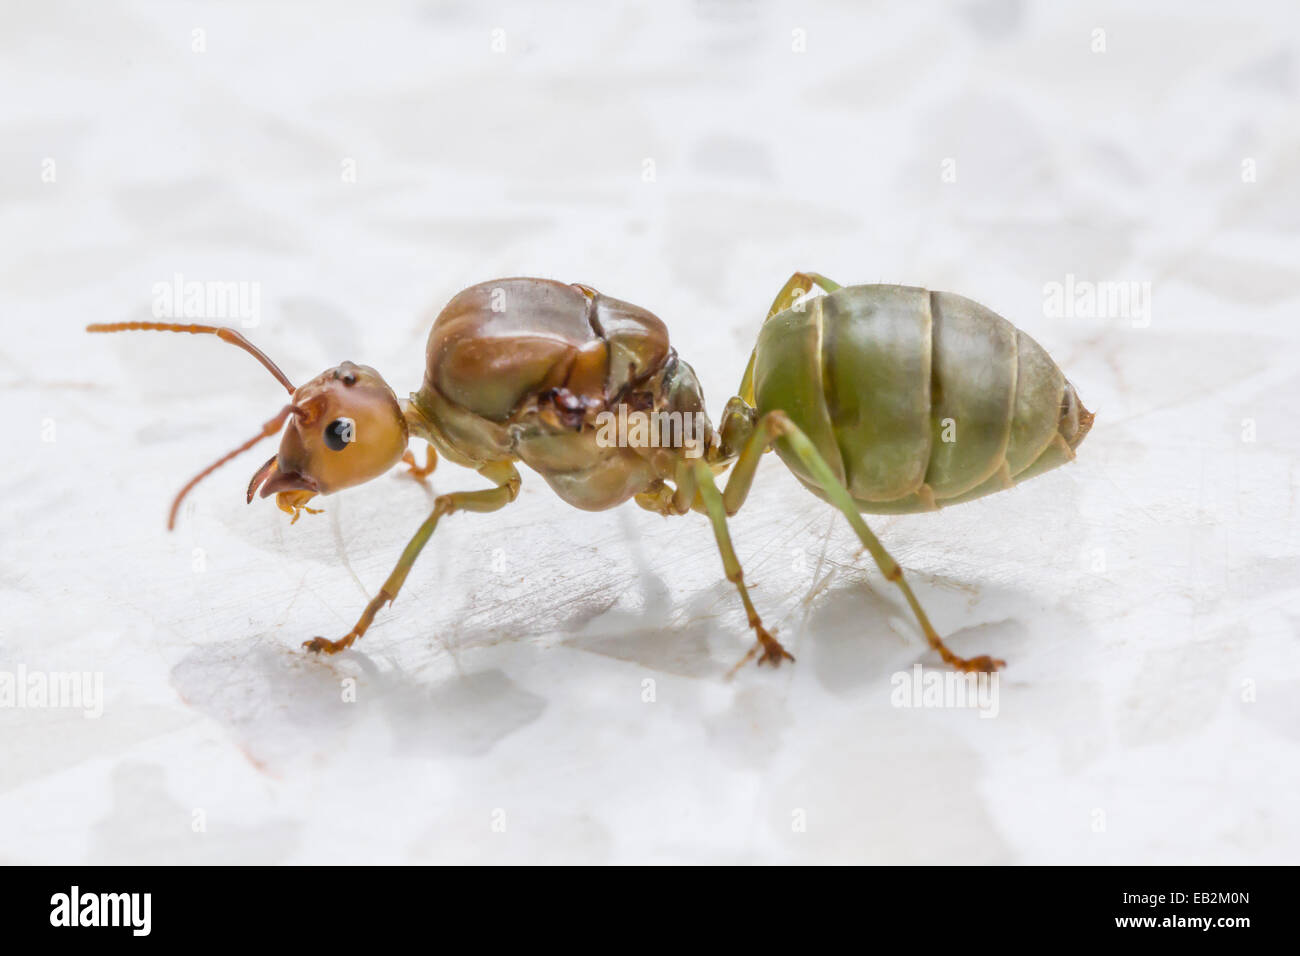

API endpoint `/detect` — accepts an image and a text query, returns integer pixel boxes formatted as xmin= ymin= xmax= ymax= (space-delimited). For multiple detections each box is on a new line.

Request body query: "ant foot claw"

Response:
xmin=303 ymin=635 xmax=355 ymax=655
xmin=953 ymin=654 xmax=1004 ymax=673
xmin=725 ymin=627 xmax=795 ymax=678
xmin=757 ymin=638 xmax=795 ymax=667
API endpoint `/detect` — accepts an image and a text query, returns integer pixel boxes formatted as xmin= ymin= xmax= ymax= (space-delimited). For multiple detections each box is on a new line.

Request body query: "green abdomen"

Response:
xmin=751 ymin=285 xmax=1091 ymax=514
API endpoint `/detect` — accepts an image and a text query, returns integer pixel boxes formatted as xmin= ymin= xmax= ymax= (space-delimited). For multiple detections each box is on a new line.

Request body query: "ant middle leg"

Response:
xmin=686 ymin=458 xmax=795 ymax=674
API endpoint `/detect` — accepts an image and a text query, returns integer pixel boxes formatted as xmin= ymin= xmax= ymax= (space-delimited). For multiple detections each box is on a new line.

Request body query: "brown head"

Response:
xmin=248 ymin=360 xmax=408 ymax=518
xmin=86 ymin=322 xmax=408 ymax=528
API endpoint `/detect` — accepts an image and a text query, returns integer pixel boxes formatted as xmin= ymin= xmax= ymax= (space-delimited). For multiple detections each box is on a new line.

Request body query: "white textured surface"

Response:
xmin=3 ymin=0 xmax=1298 ymax=864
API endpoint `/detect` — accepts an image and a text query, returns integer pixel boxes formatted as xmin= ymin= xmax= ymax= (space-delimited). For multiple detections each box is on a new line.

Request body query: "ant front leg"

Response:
xmin=303 ymin=459 xmax=520 ymax=655
xmin=402 ymin=443 xmax=438 ymax=483
xmin=723 ymin=410 xmax=1004 ymax=674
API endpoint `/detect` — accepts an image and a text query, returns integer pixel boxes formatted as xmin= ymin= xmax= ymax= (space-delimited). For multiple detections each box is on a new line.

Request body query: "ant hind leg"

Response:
xmin=718 ymin=409 xmax=1004 ymax=674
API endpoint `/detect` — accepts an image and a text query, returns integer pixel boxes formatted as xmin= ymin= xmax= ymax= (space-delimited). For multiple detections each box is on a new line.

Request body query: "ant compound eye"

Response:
xmin=324 ymin=417 xmax=355 ymax=451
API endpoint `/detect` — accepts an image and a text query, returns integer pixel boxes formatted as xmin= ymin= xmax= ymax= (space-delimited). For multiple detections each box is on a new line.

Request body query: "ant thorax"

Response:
xmin=409 ymin=278 xmax=717 ymax=511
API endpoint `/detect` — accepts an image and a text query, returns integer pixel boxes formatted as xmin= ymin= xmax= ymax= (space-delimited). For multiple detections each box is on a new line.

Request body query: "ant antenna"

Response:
xmin=166 ymin=404 xmax=298 ymax=530
xmin=85 ymin=322 xmax=303 ymax=529
xmin=86 ymin=321 xmax=296 ymax=394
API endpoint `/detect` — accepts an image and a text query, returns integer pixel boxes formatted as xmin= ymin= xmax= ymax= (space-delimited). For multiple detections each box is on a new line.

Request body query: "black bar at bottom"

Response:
xmin=0 ymin=865 xmax=1279 ymax=942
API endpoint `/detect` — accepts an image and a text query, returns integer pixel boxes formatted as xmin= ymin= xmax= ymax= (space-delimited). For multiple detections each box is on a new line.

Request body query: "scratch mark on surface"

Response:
xmin=330 ymin=504 xmax=371 ymax=602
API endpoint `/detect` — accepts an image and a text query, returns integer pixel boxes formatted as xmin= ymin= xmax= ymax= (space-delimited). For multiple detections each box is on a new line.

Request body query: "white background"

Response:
xmin=2 ymin=0 xmax=1297 ymax=864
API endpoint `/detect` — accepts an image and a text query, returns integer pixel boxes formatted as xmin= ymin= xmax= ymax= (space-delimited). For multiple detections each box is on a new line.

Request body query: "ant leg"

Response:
xmin=633 ymin=479 xmax=676 ymax=515
xmin=402 ymin=443 xmax=437 ymax=482
xmin=722 ymin=411 xmax=1004 ymax=674
xmin=690 ymin=459 xmax=795 ymax=674
xmin=763 ymin=271 xmax=842 ymax=321
xmin=303 ymin=460 xmax=520 ymax=655
xmin=740 ymin=271 xmax=842 ymax=401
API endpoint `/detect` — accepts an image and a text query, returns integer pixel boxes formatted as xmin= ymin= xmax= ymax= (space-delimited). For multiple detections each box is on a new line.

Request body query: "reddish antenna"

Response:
xmin=86 ymin=321 xmax=296 ymax=394
xmin=86 ymin=322 xmax=301 ymax=528
xmin=166 ymin=404 xmax=298 ymax=530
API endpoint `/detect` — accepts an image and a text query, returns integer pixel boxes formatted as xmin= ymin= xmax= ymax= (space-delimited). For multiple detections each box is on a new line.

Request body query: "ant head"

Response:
xmin=85 ymin=322 xmax=408 ymax=528
xmin=248 ymin=362 xmax=408 ymax=512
